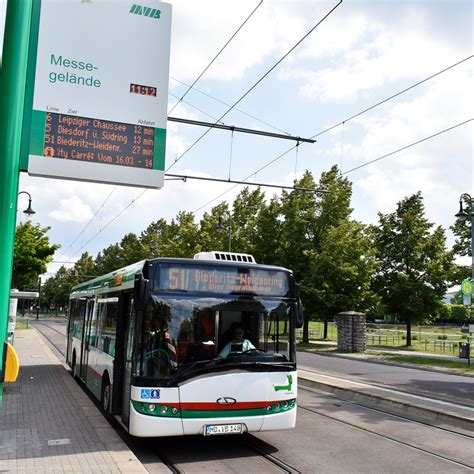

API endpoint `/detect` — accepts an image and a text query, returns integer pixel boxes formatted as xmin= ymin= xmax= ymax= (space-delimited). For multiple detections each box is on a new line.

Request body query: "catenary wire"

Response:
xmin=170 ymin=76 xmax=291 ymax=136
xmin=167 ymin=0 xmax=264 ymax=115
xmin=61 ymin=0 xmax=345 ymax=253
xmin=63 ymin=1 xmax=263 ymax=259
xmin=341 ymin=119 xmax=473 ymax=175
xmin=61 ymin=46 xmax=470 ymax=256
xmin=55 ymin=186 xmax=116 ymax=260
xmin=169 ymin=91 xmax=226 ymax=125
xmin=166 ymin=0 xmax=343 ymax=172
xmin=66 ymin=189 xmax=148 ymax=262
xmin=191 ymin=55 xmax=473 ymax=212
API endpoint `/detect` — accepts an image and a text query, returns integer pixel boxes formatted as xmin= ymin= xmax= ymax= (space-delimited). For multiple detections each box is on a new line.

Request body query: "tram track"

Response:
xmin=33 ymin=320 xmax=300 ymax=473
xmin=31 ymin=319 xmax=67 ymax=358
xmin=297 ymin=386 xmax=474 ymax=470
xmin=33 ymin=319 xmax=473 ymax=472
xmin=298 ymin=384 xmax=474 ymax=440
xmin=148 ymin=433 xmax=300 ymax=474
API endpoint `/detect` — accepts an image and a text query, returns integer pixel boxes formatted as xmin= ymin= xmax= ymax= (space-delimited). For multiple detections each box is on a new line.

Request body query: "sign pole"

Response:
xmin=0 ymin=0 xmax=33 ymax=402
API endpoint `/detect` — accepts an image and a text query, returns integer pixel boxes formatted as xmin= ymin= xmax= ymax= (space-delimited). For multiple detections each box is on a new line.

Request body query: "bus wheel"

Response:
xmin=101 ymin=377 xmax=111 ymax=415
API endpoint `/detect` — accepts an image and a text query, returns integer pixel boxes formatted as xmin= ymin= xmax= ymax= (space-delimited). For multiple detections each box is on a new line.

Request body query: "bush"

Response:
xmin=412 ymin=334 xmax=418 ymax=340
xmin=438 ymin=335 xmax=448 ymax=340
xmin=450 ymin=305 xmax=469 ymax=323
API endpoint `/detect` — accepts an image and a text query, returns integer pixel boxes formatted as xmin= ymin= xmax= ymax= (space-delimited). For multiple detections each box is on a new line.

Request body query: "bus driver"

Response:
xmin=218 ymin=324 xmax=255 ymax=358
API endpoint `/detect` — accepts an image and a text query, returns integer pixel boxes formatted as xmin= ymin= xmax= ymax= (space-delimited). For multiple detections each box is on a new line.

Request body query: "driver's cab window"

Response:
xmin=217 ymin=310 xmax=259 ymax=357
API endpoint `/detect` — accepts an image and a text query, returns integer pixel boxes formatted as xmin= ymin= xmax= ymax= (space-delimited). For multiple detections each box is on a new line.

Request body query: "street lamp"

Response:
xmin=18 ymin=191 xmax=36 ymax=216
xmin=455 ymin=193 xmax=473 ymax=282
xmin=216 ymin=211 xmax=232 ymax=252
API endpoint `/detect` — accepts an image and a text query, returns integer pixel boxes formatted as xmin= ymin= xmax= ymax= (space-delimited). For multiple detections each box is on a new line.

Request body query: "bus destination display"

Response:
xmin=43 ymin=112 xmax=155 ymax=169
xmin=158 ymin=265 xmax=290 ymax=297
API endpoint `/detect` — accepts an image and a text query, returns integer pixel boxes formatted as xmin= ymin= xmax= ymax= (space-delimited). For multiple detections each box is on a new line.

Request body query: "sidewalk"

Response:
xmin=0 ymin=329 xmax=147 ymax=473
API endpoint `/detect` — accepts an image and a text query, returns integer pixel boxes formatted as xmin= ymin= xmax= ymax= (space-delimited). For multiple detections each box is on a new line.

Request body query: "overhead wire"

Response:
xmin=191 ymin=55 xmax=473 ymax=213
xmin=56 ymin=186 xmax=116 ymax=260
xmin=59 ymin=18 xmax=471 ymax=258
xmin=170 ymin=76 xmax=291 ymax=136
xmin=59 ymin=2 xmax=266 ymax=262
xmin=341 ymin=119 xmax=473 ymax=176
xmin=166 ymin=0 xmax=343 ymax=172
xmin=167 ymin=0 xmax=264 ymax=115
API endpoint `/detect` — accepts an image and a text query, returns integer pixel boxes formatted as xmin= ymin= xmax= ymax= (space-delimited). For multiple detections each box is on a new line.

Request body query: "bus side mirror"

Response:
xmin=295 ymin=300 xmax=304 ymax=329
xmin=134 ymin=273 xmax=150 ymax=311
xmin=294 ymin=283 xmax=304 ymax=328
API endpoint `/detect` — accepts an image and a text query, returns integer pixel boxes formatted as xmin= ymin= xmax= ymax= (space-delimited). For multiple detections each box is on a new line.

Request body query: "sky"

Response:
xmin=0 ymin=0 xmax=472 ymax=279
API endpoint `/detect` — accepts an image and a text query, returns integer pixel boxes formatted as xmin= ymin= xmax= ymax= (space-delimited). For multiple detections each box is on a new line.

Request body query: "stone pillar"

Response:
xmin=336 ymin=311 xmax=367 ymax=353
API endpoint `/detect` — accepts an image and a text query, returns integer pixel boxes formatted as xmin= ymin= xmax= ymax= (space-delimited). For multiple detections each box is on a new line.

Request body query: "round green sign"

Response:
xmin=461 ymin=279 xmax=473 ymax=295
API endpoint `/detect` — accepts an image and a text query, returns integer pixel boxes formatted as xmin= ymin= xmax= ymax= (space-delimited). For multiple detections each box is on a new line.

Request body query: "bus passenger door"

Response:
xmin=79 ymin=299 xmax=94 ymax=381
xmin=121 ymin=304 xmax=136 ymax=426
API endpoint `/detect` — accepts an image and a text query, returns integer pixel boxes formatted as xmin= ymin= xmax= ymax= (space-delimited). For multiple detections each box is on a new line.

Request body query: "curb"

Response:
xmin=298 ymin=348 xmax=474 ymax=379
xmin=298 ymin=373 xmax=474 ymax=434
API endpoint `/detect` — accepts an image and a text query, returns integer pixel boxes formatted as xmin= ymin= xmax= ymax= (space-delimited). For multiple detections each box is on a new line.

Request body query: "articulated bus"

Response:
xmin=66 ymin=252 xmax=303 ymax=437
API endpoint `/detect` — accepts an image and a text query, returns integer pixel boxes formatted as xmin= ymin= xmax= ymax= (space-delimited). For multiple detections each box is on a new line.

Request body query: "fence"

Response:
xmin=296 ymin=326 xmax=466 ymax=355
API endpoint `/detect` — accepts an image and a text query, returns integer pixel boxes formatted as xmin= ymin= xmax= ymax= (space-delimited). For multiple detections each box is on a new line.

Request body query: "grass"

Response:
xmin=384 ymin=355 xmax=474 ymax=374
xmin=14 ymin=320 xmax=30 ymax=330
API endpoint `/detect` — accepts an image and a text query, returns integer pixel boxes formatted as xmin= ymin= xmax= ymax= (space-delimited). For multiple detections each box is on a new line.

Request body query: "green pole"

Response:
xmin=0 ymin=0 xmax=33 ymax=403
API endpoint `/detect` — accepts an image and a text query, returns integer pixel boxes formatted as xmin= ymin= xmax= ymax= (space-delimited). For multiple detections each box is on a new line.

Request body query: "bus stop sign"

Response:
xmin=21 ymin=0 xmax=172 ymax=189
xmin=462 ymin=279 xmax=473 ymax=295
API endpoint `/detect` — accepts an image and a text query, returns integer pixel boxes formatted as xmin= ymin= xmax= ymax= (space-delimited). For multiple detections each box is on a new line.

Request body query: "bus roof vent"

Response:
xmin=193 ymin=252 xmax=257 ymax=264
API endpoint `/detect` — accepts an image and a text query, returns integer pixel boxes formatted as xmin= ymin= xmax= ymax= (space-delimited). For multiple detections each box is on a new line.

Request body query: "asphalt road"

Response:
xmin=296 ymin=350 xmax=474 ymax=406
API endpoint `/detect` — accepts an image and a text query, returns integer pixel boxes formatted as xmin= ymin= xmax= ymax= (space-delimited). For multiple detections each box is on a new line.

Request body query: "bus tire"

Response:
xmin=101 ymin=375 xmax=111 ymax=416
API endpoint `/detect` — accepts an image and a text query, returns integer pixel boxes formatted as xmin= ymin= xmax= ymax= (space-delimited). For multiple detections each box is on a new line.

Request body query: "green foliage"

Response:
xmin=373 ymin=192 xmax=455 ymax=344
xmin=450 ymin=304 xmax=470 ymax=322
xmin=13 ymin=222 xmax=59 ymax=289
xmin=434 ymin=303 xmax=469 ymax=323
xmin=41 ymin=252 xmax=97 ymax=309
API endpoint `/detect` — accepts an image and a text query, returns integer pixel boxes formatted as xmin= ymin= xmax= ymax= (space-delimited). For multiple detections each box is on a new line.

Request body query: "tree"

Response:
xmin=12 ymin=222 xmax=59 ymax=289
xmin=373 ymin=192 xmax=455 ymax=346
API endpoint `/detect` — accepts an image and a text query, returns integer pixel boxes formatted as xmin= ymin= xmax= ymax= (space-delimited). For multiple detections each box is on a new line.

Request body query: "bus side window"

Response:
xmin=103 ymin=302 xmax=118 ymax=356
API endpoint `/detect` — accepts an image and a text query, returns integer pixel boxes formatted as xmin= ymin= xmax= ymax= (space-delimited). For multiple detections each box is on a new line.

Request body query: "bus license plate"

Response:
xmin=204 ymin=423 xmax=243 ymax=436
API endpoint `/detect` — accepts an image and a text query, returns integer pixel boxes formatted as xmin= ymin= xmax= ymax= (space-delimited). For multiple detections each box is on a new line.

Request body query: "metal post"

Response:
xmin=36 ymin=278 xmax=41 ymax=320
xmin=0 ymin=0 xmax=33 ymax=399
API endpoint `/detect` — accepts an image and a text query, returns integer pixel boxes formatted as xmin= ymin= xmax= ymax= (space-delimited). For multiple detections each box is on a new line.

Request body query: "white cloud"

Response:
xmin=49 ymin=195 xmax=93 ymax=223
xmin=283 ymin=7 xmax=470 ymax=103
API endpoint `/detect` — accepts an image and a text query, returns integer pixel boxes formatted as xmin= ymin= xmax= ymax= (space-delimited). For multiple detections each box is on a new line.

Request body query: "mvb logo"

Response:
xmin=129 ymin=4 xmax=161 ymax=19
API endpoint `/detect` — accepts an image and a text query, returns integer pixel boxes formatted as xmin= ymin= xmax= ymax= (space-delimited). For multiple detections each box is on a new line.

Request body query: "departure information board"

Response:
xmin=43 ymin=112 xmax=155 ymax=169
xmin=23 ymin=0 xmax=172 ymax=188
xmin=157 ymin=264 xmax=290 ymax=297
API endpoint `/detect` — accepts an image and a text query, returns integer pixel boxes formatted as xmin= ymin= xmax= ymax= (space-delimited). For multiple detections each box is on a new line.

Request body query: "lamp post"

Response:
xmin=455 ymin=193 xmax=473 ymax=366
xmin=454 ymin=193 xmax=473 ymax=282
xmin=17 ymin=191 xmax=36 ymax=216
xmin=216 ymin=211 xmax=232 ymax=252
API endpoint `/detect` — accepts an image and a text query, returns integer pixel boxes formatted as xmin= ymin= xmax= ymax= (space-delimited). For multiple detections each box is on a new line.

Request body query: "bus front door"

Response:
xmin=79 ymin=299 xmax=94 ymax=381
xmin=121 ymin=306 xmax=136 ymax=426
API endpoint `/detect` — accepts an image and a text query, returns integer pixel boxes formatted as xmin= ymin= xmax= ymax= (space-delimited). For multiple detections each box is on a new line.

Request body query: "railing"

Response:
xmin=295 ymin=325 xmax=466 ymax=355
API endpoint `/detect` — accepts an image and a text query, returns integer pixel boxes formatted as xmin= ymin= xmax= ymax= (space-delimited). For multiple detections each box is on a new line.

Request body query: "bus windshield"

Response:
xmin=135 ymin=295 xmax=295 ymax=381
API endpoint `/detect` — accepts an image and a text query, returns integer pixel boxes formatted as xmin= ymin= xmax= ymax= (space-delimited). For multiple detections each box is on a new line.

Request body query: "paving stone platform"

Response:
xmin=0 ymin=329 xmax=147 ymax=473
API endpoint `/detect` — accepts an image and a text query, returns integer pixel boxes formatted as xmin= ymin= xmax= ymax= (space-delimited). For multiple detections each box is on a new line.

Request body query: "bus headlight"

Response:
xmin=148 ymin=404 xmax=156 ymax=412
xmin=160 ymin=405 xmax=168 ymax=414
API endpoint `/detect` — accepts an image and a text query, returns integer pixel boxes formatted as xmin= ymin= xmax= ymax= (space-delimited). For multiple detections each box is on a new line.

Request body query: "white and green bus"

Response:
xmin=66 ymin=252 xmax=303 ymax=437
